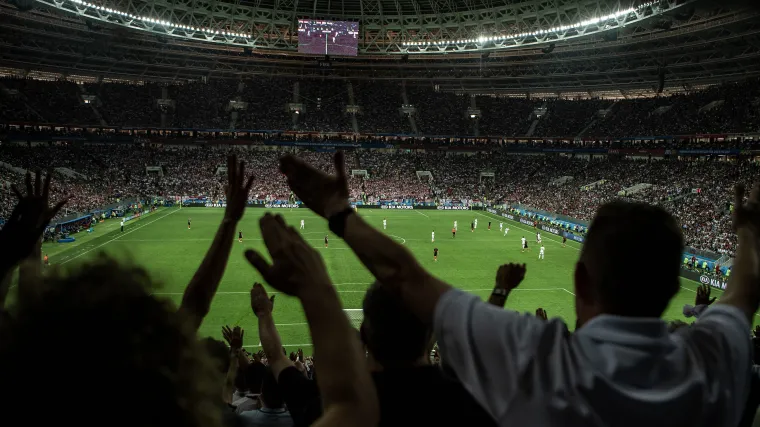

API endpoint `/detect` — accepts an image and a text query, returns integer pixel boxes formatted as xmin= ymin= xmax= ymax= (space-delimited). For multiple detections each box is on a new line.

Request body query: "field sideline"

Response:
xmin=35 ymin=206 xmax=739 ymax=350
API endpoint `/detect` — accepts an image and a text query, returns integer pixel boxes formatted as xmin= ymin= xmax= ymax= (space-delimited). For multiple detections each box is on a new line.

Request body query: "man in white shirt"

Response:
xmin=431 ymin=230 xmax=435 ymax=243
xmin=120 ymin=218 xmax=124 ymax=232
xmin=499 ymin=222 xmax=503 ymax=232
xmin=454 ymin=220 xmax=458 ymax=231
xmin=383 ymin=218 xmax=387 ymax=230
xmin=277 ymin=152 xmax=760 ymax=427
xmin=474 ymin=218 xmax=478 ymax=229
xmin=300 ymin=219 xmax=305 ymax=230
xmin=538 ymin=244 xmax=545 ymax=259
xmin=504 ymin=226 xmax=509 ymax=236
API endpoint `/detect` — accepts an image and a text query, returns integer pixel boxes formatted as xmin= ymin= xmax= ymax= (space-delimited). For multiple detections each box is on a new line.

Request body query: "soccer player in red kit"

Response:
xmin=433 ymin=247 xmax=438 ymax=262
xmin=324 ymin=235 xmax=329 ymax=248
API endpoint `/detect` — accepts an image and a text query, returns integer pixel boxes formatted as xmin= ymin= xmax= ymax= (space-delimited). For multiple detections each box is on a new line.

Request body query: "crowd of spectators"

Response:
xmin=0 ymin=141 xmax=754 ymax=258
xmin=3 ymin=76 xmax=760 ymax=137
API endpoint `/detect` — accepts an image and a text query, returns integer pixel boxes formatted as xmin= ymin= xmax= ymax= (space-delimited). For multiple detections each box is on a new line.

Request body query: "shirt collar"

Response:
xmin=259 ymin=408 xmax=287 ymax=414
xmin=576 ymin=314 xmax=673 ymax=349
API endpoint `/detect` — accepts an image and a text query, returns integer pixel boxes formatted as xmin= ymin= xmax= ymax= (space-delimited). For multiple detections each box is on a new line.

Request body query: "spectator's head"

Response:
xmin=574 ymin=201 xmax=683 ymax=326
xmin=0 ymin=255 xmax=223 ymax=427
xmin=260 ymin=368 xmax=285 ymax=409
xmin=243 ymin=362 xmax=268 ymax=393
xmin=360 ymin=281 xmax=431 ymax=369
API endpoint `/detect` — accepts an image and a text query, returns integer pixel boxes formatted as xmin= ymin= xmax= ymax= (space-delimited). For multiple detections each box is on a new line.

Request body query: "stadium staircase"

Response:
xmin=229 ymin=81 xmax=245 ymax=129
xmin=0 ymin=81 xmax=46 ymax=123
xmin=470 ymin=95 xmax=480 ymax=137
xmin=400 ymin=80 xmax=419 ymax=134
xmin=577 ymin=100 xmax=618 ymax=138
xmin=77 ymin=84 xmax=108 ymax=126
xmin=291 ymin=81 xmax=301 ymax=129
xmin=525 ymin=102 xmax=547 ymax=137
xmin=346 ymin=82 xmax=360 ymax=133
xmin=160 ymin=86 xmax=169 ymax=128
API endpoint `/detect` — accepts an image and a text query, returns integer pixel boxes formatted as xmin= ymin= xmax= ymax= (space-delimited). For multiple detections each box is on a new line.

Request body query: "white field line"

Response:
xmin=154 ymin=287 xmax=567 ymax=296
xmin=59 ymin=208 xmax=180 ymax=265
xmin=415 ymin=210 xmax=430 ymax=218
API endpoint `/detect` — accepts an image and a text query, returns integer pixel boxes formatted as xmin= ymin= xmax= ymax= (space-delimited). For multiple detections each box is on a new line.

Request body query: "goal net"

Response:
xmin=344 ymin=309 xmax=364 ymax=329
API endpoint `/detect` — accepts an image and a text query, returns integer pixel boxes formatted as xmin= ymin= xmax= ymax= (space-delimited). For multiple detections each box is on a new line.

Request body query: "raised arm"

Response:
xmin=487 ymin=263 xmax=526 ymax=308
xmin=0 ymin=170 xmax=65 ymax=308
xmin=246 ymin=214 xmax=378 ymax=427
xmin=179 ymin=155 xmax=254 ymax=331
xmin=249 ymin=284 xmax=293 ymax=378
xmin=279 ymin=152 xmax=450 ymax=324
xmin=718 ymin=183 xmax=760 ymax=322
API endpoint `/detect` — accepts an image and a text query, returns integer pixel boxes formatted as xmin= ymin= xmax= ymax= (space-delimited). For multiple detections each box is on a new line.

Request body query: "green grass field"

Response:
xmin=41 ymin=206 xmax=729 ymax=351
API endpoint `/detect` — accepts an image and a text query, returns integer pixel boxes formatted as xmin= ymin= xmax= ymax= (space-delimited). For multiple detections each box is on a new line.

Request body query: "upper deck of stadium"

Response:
xmin=0 ymin=0 xmax=759 ymax=96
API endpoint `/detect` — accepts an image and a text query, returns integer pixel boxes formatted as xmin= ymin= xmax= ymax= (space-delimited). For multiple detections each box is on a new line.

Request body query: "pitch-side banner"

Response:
xmin=680 ymin=268 xmax=728 ymax=290
xmin=380 ymin=205 xmax=414 ymax=210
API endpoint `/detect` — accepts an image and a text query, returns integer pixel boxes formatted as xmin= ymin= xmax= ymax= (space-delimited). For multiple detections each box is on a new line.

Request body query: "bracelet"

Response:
xmin=328 ymin=207 xmax=355 ymax=238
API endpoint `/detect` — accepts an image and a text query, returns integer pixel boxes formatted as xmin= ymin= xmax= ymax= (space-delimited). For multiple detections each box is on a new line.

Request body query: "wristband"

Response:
xmin=491 ymin=288 xmax=508 ymax=297
xmin=328 ymin=207 xmax=355 ymax=238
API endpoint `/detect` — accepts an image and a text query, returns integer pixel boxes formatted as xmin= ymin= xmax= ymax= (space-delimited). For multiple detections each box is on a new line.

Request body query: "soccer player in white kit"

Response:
xmin=536 ymin=232 xmax=542 ymax=243
xmin=504 ymin=226 xmax=510 ymax=236
xmin=499 ymin=222 xmax=503 ymax=231
xmin=431 ymin=230 xmax=435 ymax=243
xmin=383 ymin=218 xmax=387 ymax=230
xmin=453 ymin=220 xmax=458 ymax=231
xmin=300 ymin=219 xmax=305 ymax=229
xmin=539 ymin=245 xmax=545 ymax=260
xmin=474 ymin=218 xmax=478 ymax=229
xmin=521 ymin=237 xmax=527 ymax=253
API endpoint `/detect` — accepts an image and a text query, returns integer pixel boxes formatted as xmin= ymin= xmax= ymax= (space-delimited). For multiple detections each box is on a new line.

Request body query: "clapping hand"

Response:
xmin=222 ymin=325 xmax=244 ymax=350
xmin=250 ymin=282 xmax=275 ymax=318
xmin=0 ymin=170 xmax=66 ymax=266
xmin=536 ymin=308 xmax=548 ymax=320
xmin=695 ymin=284 xmax=717 ymax=306
xmin=279 ymin=152 xmax=350 ymax=219
xmin=224 ymin=155 xmax=255 ymax=222
xmin=245 ymin=214 xmax=332 ymax=297
xmin=495 ymin=263 xmax=527 ymax=291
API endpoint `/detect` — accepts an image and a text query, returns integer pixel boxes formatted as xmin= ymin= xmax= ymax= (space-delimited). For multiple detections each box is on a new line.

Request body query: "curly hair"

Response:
xmin=0 ymin=255 xmax=224 ymax=427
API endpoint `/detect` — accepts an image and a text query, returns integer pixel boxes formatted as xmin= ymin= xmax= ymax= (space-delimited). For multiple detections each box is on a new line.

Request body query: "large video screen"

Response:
xmin=298 ymin=19 xmax=359 ymax=56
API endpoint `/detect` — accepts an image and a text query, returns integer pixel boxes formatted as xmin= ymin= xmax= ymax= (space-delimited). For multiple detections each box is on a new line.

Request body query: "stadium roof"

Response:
xmin=1 ymin=0 xmax=759 ymax=96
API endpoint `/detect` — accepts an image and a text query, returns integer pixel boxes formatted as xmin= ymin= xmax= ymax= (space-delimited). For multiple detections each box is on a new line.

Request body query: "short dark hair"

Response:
xmin=260 ymin=368 xmax=284 ymax=408
xmin=0 ymin=255 xmax=223 ymax=427
xmin=581 ymin=200 xmax=683 ymax=317
xmin=361 ymin=281 xmax=431 ymax=366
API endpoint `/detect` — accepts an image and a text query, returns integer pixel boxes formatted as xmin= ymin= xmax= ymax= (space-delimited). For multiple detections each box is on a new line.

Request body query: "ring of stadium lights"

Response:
xmin=48 ymin=0 xmax=676 ymax=53
xmin=68 ymin=0 xmax=251 ymax=39
xmin=401 ymin=2 xmax=657 ymax=47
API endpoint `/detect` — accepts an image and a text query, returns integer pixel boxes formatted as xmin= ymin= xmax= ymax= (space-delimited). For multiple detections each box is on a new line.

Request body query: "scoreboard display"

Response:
xmin=298 ymin=19 xmax=359 ymax=56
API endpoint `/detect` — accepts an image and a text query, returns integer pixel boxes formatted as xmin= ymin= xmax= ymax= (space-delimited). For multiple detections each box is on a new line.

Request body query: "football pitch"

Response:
xmin=40 ymin=207 xmax=731 ymax=350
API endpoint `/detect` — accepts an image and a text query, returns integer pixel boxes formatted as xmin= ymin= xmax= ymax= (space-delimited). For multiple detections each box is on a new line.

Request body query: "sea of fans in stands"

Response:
xmin=0 ymin=142 xmax=755 ymax=258
xmin=2 ymin=76 xmax=760 ymax=136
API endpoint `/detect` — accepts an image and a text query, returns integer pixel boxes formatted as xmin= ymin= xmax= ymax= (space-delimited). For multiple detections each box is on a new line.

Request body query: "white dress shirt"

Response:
xmin=434 ymin=289 xmax=752 ymax=427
